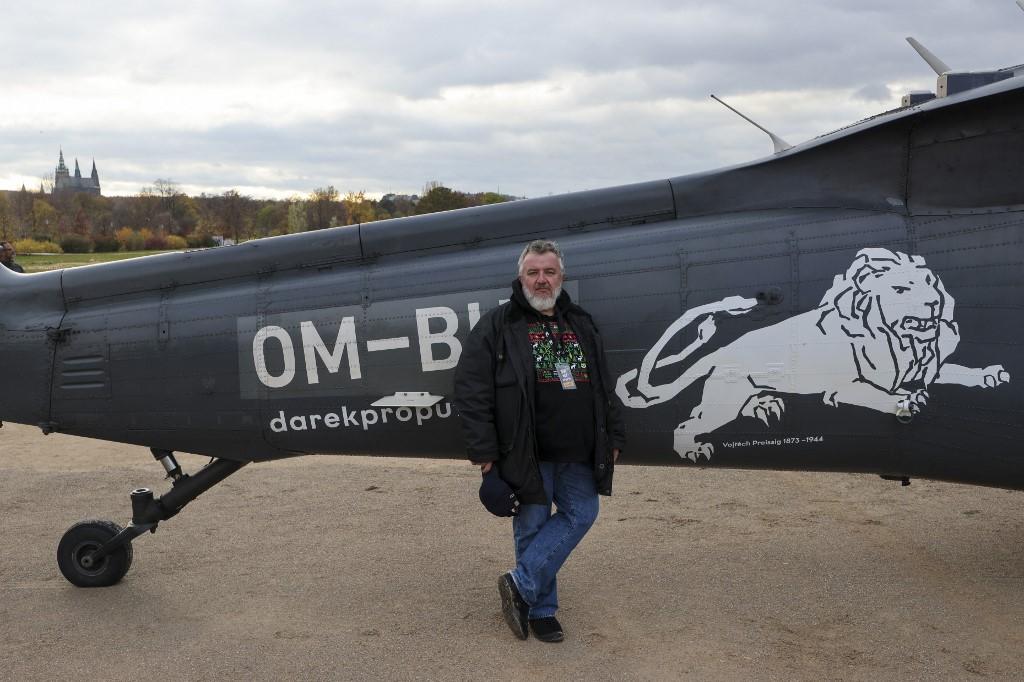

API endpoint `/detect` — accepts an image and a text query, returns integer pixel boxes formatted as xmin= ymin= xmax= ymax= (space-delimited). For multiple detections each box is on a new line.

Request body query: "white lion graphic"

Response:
xmin=615 ymin=248 xmax=1010 ymax=461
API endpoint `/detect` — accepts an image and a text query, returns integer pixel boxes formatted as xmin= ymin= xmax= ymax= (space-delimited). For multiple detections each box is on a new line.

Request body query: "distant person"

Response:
xmin=0 ymin=242 xmax=24 ymax=273
xmin=454 ymin=239 xmax=624 ymax=643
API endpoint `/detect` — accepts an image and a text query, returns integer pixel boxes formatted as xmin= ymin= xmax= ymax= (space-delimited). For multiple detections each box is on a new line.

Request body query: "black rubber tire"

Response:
xmin=57 ymin=519 xmax=134 ymax=587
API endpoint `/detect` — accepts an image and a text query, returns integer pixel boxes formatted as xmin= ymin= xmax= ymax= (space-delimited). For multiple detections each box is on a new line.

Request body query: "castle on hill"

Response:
xmin=54 ymin=149 xmax=101 ymax=196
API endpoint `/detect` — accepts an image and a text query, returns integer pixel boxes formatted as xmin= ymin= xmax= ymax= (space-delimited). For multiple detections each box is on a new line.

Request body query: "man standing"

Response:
xmin=454 ymin=239 xmax=624 ymax=642
xmin=0 ymin=242 xmax=24 ymax=273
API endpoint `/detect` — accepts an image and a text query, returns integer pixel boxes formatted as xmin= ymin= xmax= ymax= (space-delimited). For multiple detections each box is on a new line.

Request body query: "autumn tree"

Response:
xmin=287 ymin=199 xmax=308 ymax=234
xmin=129 ymin=189 xmax=161 ymax=230
xmin=147 ymin=179 xmax=199 ymax=235
xmin=308 ymin=186 xmax=343 ymax=230
xmin=173 ymin=196 xmax=201 ymax=235
xmin=415 ymin=185 xmax=468 ymax=215
xmin=68 ymin=193 xmax=113 ymax=237
xmin=254 ymin=202 xmax=288 ymax=236
xmin=0 ymin=193 xmax=12 ymax=239
xmin=216 ymin=189 xmax=252 ymax=243
xmin=13 ymin=186 xmax=32 ymax=236
xmin=379 ymin=193 xmax=417 ymax=218
xmin=342 ymin=191 xmax=378 ymax=225
xmin=476 ymin=192 xmax=509 ymax=206
xmin=32 ymin=199 xmax=58 ymax=239
xmin=72 ymin=208 xmax=91 ymax=236
xmin=152 ymin=178 xmax=178 ymax=200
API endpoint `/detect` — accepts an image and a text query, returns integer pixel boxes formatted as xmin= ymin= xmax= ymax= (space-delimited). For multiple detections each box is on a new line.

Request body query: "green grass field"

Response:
xmin=19 ymin=250 xmax=176 ymax=273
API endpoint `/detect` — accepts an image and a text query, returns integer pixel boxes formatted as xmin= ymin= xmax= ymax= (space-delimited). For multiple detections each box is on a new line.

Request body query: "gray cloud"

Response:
xmin=853 ymin=83 xmax=893 ymax=101
xmin=1 ymin=0 xmax=1021 ymax=198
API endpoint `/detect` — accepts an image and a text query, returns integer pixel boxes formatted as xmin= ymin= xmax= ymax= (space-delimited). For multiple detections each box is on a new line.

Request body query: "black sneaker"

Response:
xmin=529 ymin=616 xmax=564 ymax=643
xmin=498 ymin=572 xmax=529 ymax=640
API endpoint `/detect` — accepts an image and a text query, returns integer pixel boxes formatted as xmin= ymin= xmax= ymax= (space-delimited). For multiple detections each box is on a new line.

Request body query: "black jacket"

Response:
xmin=453 ymin=281 xmax=626 ymax=504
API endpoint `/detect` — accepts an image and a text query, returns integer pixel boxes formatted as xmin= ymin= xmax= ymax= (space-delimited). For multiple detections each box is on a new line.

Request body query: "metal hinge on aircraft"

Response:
xmin=47 ymin=327 xmax=71 ymax=345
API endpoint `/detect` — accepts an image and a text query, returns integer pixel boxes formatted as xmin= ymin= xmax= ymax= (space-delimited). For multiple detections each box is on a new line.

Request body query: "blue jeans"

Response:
xmin=509 ymin=461 xmax=600 ymax=619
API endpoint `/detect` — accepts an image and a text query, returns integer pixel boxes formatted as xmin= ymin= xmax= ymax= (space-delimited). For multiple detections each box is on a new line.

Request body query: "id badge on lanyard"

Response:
xmin=555 ymin=362 xmax=577 ymax=390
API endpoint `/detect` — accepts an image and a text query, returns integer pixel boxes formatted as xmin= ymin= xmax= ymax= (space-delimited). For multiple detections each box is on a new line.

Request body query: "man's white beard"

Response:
xmin=524 ymin=285 xmax=561 ymax=313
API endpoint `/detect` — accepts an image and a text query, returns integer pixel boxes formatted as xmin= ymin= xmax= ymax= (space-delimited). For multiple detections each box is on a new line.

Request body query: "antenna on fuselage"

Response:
xmin=709 ymin=94 xmax=793 ymax=154
xmin=905 ymin=37 xmax=952 ymax=75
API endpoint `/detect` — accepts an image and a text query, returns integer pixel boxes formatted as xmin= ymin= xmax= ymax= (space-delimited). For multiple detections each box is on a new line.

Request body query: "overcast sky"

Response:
xmin=1 ymin=0 xmax=1020 ymax=200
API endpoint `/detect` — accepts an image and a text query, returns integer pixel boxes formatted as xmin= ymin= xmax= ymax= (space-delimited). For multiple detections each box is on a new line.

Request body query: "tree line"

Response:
xmin=0 ymin=180 xmax=515 ymax=253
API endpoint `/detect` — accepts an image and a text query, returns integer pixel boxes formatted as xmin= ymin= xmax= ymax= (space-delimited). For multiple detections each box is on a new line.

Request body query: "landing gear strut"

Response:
xmin=56 ymin=449 xmax=246 ymax=587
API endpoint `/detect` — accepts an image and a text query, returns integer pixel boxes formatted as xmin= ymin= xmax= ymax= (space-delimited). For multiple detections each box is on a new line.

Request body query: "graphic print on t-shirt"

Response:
xmin=528 ymin=320 xmax=590 ymax=384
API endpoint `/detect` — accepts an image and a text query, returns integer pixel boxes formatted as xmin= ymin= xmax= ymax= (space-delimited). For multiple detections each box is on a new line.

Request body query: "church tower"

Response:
xmin=54 ymin=149 xmax=71 ymax=187
xmin=53 ymin=149 xmax=101 ymax=196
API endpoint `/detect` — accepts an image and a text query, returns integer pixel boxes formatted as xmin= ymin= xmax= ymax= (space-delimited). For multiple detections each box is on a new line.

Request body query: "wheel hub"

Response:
xmin=72 ymin=541 xmax=107 ymax=576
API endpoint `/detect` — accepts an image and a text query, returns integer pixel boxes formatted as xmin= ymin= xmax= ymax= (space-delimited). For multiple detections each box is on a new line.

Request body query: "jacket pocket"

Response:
xmin=494 ymin=353 xmax=520 ymax=454
xmin=495 ymin=388 xmax=520 ymax=454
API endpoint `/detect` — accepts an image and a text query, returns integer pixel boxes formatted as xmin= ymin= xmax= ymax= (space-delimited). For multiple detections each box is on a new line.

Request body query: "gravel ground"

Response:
xmin=2 ymin=422 xmax=1023 ymax=681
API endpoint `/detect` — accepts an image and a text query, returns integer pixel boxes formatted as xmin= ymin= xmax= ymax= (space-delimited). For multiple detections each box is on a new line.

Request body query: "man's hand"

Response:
xmin=474 ymin=461 xmax=493 ymax=474
xmin=613 ymin=448 xmax=620 ymax=463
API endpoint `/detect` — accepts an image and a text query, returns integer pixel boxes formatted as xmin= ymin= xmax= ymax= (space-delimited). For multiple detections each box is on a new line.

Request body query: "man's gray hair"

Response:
xmin=517 ymin=239 xmax=565 ymax=275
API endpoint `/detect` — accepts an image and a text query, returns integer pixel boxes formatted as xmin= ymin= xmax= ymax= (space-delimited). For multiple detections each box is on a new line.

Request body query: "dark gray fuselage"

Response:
xmin=1 ymin=77 xmax=1021 ymax=490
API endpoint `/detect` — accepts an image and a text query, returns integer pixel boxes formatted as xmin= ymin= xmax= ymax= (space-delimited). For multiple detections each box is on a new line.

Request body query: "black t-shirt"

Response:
xmin=529 ymin=315 xmax=594 ymax=463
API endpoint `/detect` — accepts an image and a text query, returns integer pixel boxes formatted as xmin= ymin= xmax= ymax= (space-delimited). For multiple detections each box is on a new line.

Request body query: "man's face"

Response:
xmin=0 ymin=244 xmax=12 ymax=263
xmin=519 ymin=251 xmax=563 ymax=313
